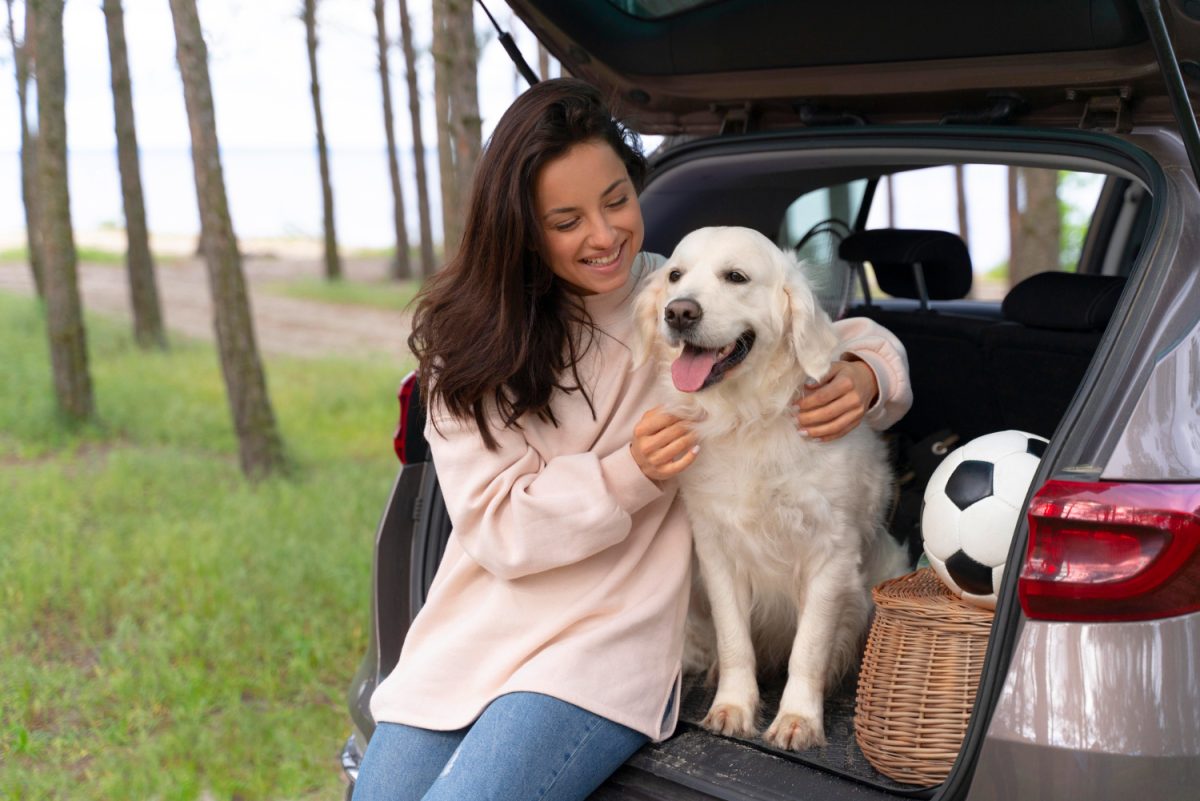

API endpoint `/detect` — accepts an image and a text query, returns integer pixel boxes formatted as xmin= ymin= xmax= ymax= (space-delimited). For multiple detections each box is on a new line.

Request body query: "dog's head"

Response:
xmin=634 ymin=226 xmax=838 ymax=395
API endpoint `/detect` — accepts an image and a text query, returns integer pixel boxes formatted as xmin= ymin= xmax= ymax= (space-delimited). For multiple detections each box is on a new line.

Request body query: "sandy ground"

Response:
xmin=0 ymin=238 xmax=414 ymax=369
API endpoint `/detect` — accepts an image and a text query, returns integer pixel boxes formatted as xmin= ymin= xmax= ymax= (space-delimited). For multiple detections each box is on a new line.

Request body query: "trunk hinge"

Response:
xmin=1068 ymin=86 xmax=1133 ymax=133
xmin=713 ymin=102 xmax=755 ymax=135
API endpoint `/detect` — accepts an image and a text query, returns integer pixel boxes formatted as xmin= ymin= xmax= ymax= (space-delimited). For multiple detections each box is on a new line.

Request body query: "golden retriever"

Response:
xmin=634 ymin=226 xmax=908 ymax=751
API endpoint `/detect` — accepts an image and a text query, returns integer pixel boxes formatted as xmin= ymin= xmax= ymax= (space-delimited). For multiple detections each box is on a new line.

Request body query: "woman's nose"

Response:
xmin=586 ymin=215 xmax=616 ymax=249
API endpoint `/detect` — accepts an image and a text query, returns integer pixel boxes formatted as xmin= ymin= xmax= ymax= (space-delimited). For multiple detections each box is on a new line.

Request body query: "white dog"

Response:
xmin=634 ymin=226 xmax=908 ymax=751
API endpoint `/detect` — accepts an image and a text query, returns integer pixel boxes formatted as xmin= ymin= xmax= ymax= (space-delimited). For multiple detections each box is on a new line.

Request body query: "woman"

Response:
xmin=353 ymin=78 xmax=911 ymax=801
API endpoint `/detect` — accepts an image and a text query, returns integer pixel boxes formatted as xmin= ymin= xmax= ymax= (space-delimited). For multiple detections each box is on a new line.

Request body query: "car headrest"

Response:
xmin=1002 ymin=272 xmax=1125 ymax=331
xmin=838 ymin=229 xmax=973 ymax=300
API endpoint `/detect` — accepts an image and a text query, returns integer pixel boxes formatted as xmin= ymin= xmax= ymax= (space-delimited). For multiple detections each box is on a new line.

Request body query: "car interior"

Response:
xmin=385 ymin=141 xmax=1153 ymax=795
xmin=632 ymin=146 xmax=1149 ymax=790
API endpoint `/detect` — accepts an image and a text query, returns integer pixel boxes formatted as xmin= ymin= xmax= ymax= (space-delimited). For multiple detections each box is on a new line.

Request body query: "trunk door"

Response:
xmin=507 ymin=0 xmax=1200 ymax=134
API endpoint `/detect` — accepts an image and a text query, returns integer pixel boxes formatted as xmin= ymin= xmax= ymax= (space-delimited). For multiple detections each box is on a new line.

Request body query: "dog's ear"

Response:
xmin=631 ymin=268 xmax=667 ymax=367
xmin=783 ymin=263 xmax=839 ymax=382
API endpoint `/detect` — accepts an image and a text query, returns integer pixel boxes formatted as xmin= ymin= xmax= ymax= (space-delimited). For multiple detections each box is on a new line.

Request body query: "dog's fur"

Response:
xmin=634 ymin=226 xmax=909 ymax=751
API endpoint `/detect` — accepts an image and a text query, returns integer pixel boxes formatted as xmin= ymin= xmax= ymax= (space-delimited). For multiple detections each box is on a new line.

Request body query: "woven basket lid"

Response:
xmin=872 ymin=568 xmax=994 ymax=627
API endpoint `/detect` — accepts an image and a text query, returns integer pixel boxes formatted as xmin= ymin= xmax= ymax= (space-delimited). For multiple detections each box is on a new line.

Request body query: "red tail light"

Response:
xmin=1019 ymin=480 xmax=1200 ymax=622
xmin=393 ymin=371 xmax=418 ymax=464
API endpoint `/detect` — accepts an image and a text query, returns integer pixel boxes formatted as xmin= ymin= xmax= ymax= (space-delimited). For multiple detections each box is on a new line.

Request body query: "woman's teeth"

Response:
xmin=582 ymin=246 xmax=620 ymax=266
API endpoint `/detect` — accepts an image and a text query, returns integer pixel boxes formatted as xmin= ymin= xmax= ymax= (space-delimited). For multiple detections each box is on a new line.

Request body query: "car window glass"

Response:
xmin=778 ymin=179 xmax=869 ymax=319
xmin=860 ymin=165 xmax=1106 ymax=301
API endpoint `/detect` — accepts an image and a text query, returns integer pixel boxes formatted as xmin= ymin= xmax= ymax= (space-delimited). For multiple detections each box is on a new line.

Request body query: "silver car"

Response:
xmin=344 ymin=1 xmax=1200 ymax=798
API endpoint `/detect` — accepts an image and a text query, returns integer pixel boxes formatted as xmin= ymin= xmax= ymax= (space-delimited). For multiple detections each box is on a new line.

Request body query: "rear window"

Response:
xmin=777 ymin=165 xmax=1109 ymax=311
xmin=605 ymin=0 xmax=721 ymax=19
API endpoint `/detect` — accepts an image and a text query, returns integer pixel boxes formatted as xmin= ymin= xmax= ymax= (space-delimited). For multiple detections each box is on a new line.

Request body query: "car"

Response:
xmin=342 ymin=1 xmax=1200 ymax=799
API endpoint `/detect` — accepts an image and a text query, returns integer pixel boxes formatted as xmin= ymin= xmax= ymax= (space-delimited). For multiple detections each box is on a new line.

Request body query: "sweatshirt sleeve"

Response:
xmin=425 ymin=405 xmax=663 ymax=581
xmin=830 ymin=316 xmax=913 ymax=431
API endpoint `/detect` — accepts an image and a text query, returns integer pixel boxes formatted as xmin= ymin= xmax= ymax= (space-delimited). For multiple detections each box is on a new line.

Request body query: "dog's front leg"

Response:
xmin=765 ymin=567 xmax=851 ymax=750
xmin=694 ymin=532 xmax=759 ymax=738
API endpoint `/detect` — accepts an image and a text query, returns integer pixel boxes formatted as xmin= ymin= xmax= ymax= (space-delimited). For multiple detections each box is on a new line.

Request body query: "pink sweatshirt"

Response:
xmin=368 ymin=253 xmax=912 ymax=740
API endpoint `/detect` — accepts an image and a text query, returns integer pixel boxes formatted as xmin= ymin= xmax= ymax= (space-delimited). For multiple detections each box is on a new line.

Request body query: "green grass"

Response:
xmin=0 ymin=292 xmax=408 ymax=800
xmin=0 ymin=246 xmax=183 ymax=266
xmin=263 ymin=276 xmax=422 ymax=313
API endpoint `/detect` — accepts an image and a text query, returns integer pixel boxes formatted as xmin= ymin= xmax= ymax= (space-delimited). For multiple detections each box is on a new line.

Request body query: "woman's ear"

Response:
xmin=784 ymin=270 xmax=838 ymax=382
xmin=631 ymin=269 xmax=666 ymax=367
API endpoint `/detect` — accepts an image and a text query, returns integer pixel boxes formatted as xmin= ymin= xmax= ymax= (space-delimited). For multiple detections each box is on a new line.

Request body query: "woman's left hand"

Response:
xmin=793 ymin=358 xmax=879 ymax=442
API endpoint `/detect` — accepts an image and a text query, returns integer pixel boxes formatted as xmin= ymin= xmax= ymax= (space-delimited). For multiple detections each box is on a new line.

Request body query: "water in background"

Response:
xmin=0 ymin=146 xmax=442 ymax=249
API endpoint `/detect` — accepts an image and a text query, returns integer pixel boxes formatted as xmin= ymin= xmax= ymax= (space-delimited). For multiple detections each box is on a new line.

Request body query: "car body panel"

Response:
xmin=967 ymin=613 xmax=1200 ymax=801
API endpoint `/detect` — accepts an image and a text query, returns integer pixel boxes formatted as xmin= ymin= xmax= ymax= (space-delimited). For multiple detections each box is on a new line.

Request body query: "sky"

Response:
xmin=0 ymin=1 xmax=1101 ymax=266
xmin=0 ymin=0 xmax=540 ymax=152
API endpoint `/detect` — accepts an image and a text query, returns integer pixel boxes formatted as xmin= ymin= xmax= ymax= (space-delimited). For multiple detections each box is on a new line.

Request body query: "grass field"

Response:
xmin=0 ymin=292 xmax=408 ymax=800
xmin=262 ymin=277 xmax=422 ymax=313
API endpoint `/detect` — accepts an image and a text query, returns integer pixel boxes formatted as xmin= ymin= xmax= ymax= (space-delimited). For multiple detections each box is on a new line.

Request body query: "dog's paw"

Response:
xmin=764 ymin=711 xmax=826 ymax=751
xmin=701 ymin=702 xmax=758 ymax=738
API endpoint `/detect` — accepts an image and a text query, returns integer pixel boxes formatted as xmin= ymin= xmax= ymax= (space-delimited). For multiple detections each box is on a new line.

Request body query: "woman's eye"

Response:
xmin=668 ymin=269 xmax=682 ymax=283
xmin=553 ymin=220 xmax=579 ymax=232
xmin=725 ymin=270 xmax=749 ymax=284
xmin=607 ymin=196 xmax=628 ymax=209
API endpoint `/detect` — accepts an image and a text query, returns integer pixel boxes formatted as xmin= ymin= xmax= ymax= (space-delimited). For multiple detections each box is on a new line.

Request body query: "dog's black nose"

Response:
xmin=664 ymin=298 xmax=702 ymax=332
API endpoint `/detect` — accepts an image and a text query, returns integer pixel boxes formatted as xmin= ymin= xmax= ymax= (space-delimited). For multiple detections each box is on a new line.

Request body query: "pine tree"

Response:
xmin=32 ymin=0 xmax=93 ymax=421
xmin=302 ymin=0 xmax=341 ymax=280
xmin=374 ymin=0 xmax=411 ymax=279
xmin=103 ymin=0 xmax=166 ymax=349
xmin=432 ymin=0 xmax=480 ymax=263
xmin=6 ymin=0 xmax=44 ymax=297
xmin=169 ymin=0 xmax=286 ymax=478
xmin=398 ymin=0 xmax=435 ymax=275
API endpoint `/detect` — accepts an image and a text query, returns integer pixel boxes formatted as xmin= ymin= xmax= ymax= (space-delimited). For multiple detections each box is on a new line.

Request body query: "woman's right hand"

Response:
xmin=631 ymin=406 xmax=699 ymax=481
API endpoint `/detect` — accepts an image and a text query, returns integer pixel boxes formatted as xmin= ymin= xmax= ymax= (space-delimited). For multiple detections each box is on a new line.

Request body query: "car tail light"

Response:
xmin=393 ymin=370 xmax=418 ymax=464
xmin=1019 ymin=480 xmax=1200 ymax=622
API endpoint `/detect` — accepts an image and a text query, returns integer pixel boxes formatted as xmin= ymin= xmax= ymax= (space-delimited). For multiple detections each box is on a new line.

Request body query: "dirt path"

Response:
xmin=0 ymin=255 xmax=413 ymax=368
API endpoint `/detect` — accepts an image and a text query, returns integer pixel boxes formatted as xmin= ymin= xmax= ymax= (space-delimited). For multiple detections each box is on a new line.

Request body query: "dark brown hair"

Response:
xmin=408 ymin=78 xmax=647 ymax=449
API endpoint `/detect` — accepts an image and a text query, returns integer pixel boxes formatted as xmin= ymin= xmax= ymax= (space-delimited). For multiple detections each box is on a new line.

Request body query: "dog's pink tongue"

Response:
xmin=671 ymin=347 xmax=717 ymax=392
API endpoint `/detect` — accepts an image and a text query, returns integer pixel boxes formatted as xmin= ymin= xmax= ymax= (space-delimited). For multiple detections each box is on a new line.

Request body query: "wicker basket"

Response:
xmin=854 ymin=568 xmax=994 ymax=786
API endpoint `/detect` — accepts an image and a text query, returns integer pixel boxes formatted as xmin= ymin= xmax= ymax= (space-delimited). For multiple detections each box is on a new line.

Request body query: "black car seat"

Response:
xmin=981 ymin=271 xmax=1126 ymax=438
xmin=839 ymin=229 xmax=1002 ymax=445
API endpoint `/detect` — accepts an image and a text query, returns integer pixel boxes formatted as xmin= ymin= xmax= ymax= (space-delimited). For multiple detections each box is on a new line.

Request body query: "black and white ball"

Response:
xmin=921 ymin=430 xmax=1048 ymax=609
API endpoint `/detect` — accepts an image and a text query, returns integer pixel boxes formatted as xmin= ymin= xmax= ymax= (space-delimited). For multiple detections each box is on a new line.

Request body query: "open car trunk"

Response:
xmin=358 ymin=127 xmax=1161 ymax=800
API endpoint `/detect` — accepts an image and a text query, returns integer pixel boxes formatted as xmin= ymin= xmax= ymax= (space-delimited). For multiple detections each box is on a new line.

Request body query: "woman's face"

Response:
xmin=534 ymin=139 xmax=645 ymax=296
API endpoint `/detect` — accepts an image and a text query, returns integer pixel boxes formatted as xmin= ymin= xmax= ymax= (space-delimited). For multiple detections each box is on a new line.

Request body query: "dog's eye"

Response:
xmin=725 ymin=270 xmax=749 ymax=284
xmin=668 ymin=269 xmax=683 ymax=283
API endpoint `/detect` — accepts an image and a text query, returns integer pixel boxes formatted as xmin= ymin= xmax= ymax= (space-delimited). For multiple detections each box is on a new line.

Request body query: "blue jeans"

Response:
xmin=352 ymin=692 xmax=651 ymax=801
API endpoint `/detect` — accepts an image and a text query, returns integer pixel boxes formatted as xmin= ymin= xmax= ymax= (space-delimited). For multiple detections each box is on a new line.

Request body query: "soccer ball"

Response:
xmin=921 ymin=430 xmax=1048 ymax=609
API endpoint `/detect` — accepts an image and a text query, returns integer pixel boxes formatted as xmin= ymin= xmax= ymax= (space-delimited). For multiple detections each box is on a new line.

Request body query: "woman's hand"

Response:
xmin=631 ymin=406 xmax=699 ymax=481
xmin=793 ymin=358 xmax=879 ymax=442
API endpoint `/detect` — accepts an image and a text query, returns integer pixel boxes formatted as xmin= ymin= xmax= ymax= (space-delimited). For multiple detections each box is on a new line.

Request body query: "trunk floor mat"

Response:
xmin=678 ymin=672 xmax=938 ymax=795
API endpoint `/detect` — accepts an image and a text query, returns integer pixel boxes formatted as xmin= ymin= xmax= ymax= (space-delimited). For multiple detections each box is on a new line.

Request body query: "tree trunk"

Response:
xmin=303 ymin=0 xmax=340 ymax=280
xmin=103 ymin=0 xmax=165 ymax=349
xmin=1008 ymin=167 xmax=1065 ymax=287
xmin=885 ymin=173 xmax=895 ymax=228
xmin=7 ymin=0 xmax=44 ymax=297
xmin=169 ymin=0 xmax=286 ymax=479
xmin=432 ymin=0 xmax=480 ymax=264
xmin=374 ymin=0 xmax=411 ymax=280
xmin=1007 ymin=167 xmax=1019 ymax=278
xmin=954 ymin=163 xmax=969 ymax=252
xmin=32 ymin=0 xmax=93 ymax=422
xmin=398 ymin=0 xmax=435 ymax=276
xmin=1009 ymin=167 xmax=1061 ymax=288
